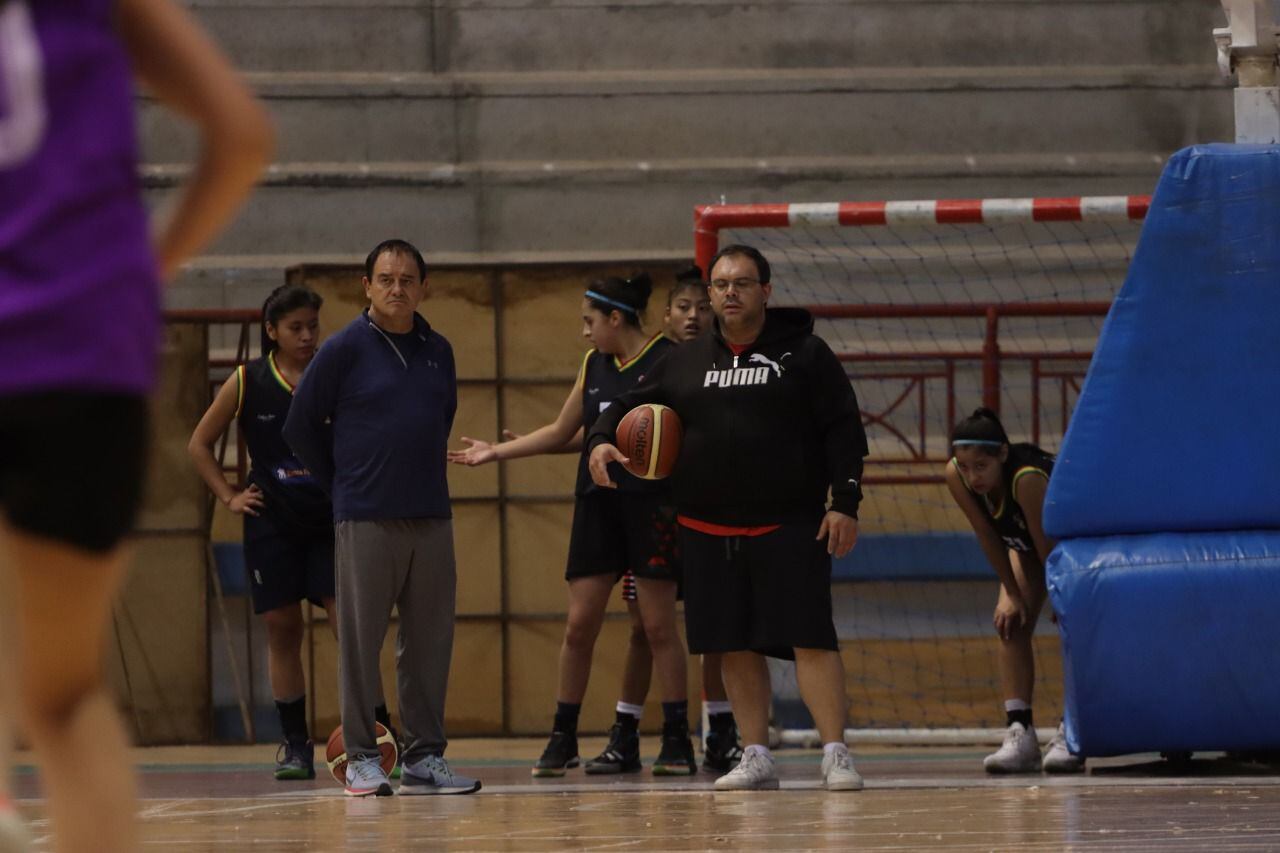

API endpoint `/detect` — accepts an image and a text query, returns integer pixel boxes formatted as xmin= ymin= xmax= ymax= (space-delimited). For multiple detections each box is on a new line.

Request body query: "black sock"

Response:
xmin=554 ymin=702 xmax=581 ymax=735
xmin=661 ymin=700 xmax=688 ymax=728
xmin=615 ymin=710 xmax=640 ymax=731
xmin=1006 ymin=708 xmax=1033 ymax=728
xmin=374 ymin=703 xmax=392 ymax=730
xmin=276 ymin=695 xmax=308 ymax=743
xmin=709 ymin=711 xmax=736 ymax=731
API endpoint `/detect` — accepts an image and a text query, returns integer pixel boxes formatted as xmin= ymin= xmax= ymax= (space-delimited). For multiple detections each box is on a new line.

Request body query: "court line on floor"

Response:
xmin=88 ymin=772 xmax=1280 ymax=806
xmin=474 ymin=775 xmax=1280 ymax=794
xmin=20 ymin=767 xmax=1280 ymax=809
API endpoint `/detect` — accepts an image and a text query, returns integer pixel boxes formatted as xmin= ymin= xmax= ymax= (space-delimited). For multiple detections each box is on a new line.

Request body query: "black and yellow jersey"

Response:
xmin=575 ymin=334 xmax=673 ymax=497
xmin=953 ymin=443 xmax=1054 ymax=554
xmin=236 ymin=353 xmax=332 ymax=532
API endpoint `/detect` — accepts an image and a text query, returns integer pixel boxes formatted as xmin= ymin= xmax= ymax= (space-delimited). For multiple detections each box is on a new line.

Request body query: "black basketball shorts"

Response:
xmin=565 ymin=489 xmax=680 ymax=584
xmin=0 ymin=393 xmax=149 ymax=553
xmin=679 ymin=519 xmax=838 ymax=660
xmin=243 ymin=508 xmax=336 ymax=614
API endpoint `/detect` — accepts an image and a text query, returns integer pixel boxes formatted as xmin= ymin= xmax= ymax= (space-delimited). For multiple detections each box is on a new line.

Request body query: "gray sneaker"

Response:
xmin=344 ymin=755 xmax=393 ymax=797
xmin=400 ymin=754 xmax=482 ymax=795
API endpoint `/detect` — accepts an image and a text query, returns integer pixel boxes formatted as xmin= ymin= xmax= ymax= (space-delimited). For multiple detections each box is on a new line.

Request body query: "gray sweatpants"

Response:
xmin=335 ymin=518 xmax=456 ymax=763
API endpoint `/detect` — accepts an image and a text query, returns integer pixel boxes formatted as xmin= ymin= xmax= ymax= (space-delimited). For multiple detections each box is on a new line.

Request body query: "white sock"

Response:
xmin=742 ymin=744 xmax=773 ymax=761
xmin=1004 ymin=699 xmax=1031 ymax=712
xmin=823 ymin=741 xmax=848 ymax=756
xmin=704 ymin=700 xmax=733 ymax=716
xmin=616 ymin=701 xmax=644 ymax=720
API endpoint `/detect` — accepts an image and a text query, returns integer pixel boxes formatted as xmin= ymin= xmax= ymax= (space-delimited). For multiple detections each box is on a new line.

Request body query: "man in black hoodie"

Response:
xmin=587 ymin=244 xmax=868 ymax=792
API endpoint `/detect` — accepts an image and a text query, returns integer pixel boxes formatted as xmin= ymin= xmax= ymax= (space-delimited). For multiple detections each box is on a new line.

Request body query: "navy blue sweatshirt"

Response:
xmin=283 ymin=309 xmax=457 ymax=522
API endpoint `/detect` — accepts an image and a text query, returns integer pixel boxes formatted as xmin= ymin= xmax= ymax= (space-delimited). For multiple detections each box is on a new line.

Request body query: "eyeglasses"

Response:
xmin=709 ymin=277 xmax=761 ymax=293
xmin=371 ymin=277 xmax=424 ymax=289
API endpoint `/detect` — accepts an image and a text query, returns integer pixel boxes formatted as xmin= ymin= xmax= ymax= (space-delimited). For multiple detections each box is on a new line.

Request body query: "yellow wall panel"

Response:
xmin=501 ymin=268 xmax=597 ymax=380
xmin=307 ymin=618 xmax=503 ymax=737
xmin=107 ymin=535 xmax=208 ymax=744
xmin=454 ymin=501 xmax=501 ymax=615
xmin=140 ymin=322 xmax=208 ymax=533
xmin=445 ymin=621 xmax=504 ymax=735
xmin=506 ymin=502 xmax=573 ymax=615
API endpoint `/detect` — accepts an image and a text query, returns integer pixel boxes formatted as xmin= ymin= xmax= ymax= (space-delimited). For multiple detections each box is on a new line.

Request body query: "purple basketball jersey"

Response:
xmin=0 ymin=0 xmax=161 ymax=396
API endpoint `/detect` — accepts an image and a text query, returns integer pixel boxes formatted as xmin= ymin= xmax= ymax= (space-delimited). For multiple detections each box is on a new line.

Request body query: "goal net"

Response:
xmin=694 ymin=196 xmax=1149 ymax=740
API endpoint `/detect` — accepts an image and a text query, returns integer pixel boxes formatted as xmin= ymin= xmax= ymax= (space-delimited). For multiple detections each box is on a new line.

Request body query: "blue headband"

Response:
xmin=585 ymin=290 xmax=638 ymax=315
xmin=952 ymin=439 xmax=1004 ymax=448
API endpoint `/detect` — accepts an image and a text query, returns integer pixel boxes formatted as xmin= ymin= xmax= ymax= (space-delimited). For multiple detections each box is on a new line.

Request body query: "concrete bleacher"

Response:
xmin=158 ymin=0 xmax=1231 ymax=309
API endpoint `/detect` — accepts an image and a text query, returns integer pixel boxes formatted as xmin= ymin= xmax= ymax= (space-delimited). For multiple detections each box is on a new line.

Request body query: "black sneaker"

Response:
xmin=274 ymin=739 xmax=316 ymax=781
xmin=652 ymin=721 xmax=697 ymax=776
xmin=584 ymin=723 xmax=641 ymax=775
xmin=532 ymin=730 xmax=580 ymax=777
xmin=702 ymin=722 xmax=744 ymax=773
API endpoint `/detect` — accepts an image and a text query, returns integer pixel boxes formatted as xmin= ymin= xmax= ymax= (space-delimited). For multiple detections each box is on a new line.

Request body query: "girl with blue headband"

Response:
xmin=449 ymin=272 xmax=696 ymax=777
xmin=946 ymin=407 xmax=1082 ymax=775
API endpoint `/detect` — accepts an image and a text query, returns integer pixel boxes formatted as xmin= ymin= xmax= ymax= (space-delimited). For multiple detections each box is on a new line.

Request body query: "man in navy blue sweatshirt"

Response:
xmin=283 ymin=239 xmax=479 ymax=798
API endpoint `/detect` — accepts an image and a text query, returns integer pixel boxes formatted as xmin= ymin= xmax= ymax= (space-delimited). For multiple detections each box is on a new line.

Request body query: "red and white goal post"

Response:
xmin=693 ymin=195 xmax=1150 ymax=744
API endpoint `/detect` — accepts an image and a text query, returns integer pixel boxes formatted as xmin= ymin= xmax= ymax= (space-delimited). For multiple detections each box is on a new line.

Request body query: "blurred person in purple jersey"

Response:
xmin=0 ymin=1 xmax=271 ymax=850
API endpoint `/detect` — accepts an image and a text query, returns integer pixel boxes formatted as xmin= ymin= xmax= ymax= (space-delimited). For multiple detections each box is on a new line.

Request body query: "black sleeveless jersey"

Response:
xmin=575 ymin=335 xmax=673 ymax=497
xmin=955 ymin=443 xmax=1054 ymax=554
xmin=237 ymin=354 xmax=332 ymax=532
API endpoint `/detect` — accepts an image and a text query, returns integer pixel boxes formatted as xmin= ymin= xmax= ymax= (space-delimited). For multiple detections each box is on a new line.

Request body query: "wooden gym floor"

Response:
xmin=11 ymin=739 xmax=1280 ymax=851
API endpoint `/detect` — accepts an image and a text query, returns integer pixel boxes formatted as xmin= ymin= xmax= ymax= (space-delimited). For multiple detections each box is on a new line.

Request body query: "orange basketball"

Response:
xmin=325 ymin=722 xmax=399 ymax=784
xmin=616 ymin=403 xmax=682 ymax=480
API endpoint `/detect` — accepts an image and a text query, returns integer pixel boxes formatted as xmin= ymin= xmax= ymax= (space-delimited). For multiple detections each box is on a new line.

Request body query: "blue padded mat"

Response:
xmin=1048 ymin=531 xmax=1280 ymax=755
xmin=1044 ymin=144 xmax=1280 ymax=539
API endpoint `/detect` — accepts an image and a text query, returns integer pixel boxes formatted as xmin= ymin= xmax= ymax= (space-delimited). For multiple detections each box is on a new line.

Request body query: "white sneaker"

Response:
xmin=0 ymin=798 xmax=29 ymax=853
xmin=713 ymin=747 xmax=779 ymax=790
xmin=983 ymin=722 xmax=1041 ymax=774
xmin=821 ymin=745 xmax=864 ymax=791
xmin=1042 ymin=723 xmax=1085 ymax=773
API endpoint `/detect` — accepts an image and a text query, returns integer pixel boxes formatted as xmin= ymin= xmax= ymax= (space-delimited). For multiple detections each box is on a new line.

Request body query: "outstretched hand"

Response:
xmin=588 ymin=443 xmax=629 ymax=488
xmin=448 ymin=436 xmax=499 ymax=466
xmin=816 ymin=510 xmax=858 ymax=558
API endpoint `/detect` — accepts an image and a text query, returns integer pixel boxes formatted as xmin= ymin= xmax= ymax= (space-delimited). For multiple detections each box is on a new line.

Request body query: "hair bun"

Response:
xmin=675 ymin=264 xmax=704 ymax=284
xmin=625 ymin=272 xmax=653 ymax=301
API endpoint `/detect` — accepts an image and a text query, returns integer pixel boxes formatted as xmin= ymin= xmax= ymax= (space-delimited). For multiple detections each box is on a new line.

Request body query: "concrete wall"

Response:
xmin=161 ymin=0 xmax=1230 ymax=311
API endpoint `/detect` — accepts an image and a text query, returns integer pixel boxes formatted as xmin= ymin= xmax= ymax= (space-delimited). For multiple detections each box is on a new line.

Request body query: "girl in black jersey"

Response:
xmin=945 ymin=407 xmax=1082 ymax=774
xmin=611 ymin=269 xmax=742 ymax=772
xmin=190 ymin=285 xmax=394 ymax=781
xmin=449 ymin=274 xmax=696 ymax=776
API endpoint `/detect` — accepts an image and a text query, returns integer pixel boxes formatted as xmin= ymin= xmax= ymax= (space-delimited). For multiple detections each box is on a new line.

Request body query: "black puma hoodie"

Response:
xmin=587 ymin=307 xmax=868 ymax=526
